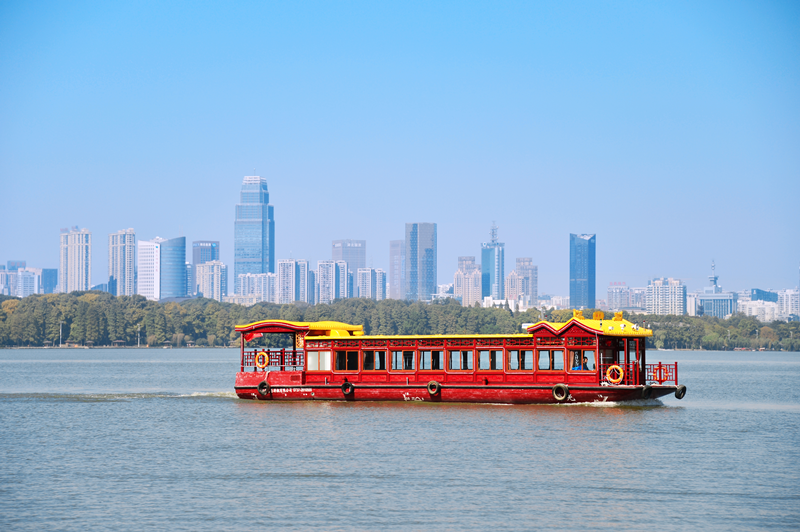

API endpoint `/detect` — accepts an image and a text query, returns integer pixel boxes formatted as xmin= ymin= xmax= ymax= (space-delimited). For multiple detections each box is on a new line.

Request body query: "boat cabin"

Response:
xmin=236 ymin=311 xmax=677 ymax=387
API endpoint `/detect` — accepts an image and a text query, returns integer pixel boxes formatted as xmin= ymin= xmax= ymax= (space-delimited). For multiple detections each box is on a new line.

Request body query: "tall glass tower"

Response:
xmin=405 ymin=223 xmax=437 ymax=301
xmin=234 ymin=176 xmax=275 ymax=294
xmin=569 ymin=233 xmax=596 ymax=309
xmin=481 ymin=223 xmax=505 ymax=300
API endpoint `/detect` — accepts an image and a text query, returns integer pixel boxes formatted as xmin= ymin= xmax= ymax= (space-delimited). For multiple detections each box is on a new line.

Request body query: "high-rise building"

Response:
xmin=505 ymin=270 xmax=526 ymax=304
xmin=356 ymin=268 xmax=386 ymax=300
xmin=569 ymin=233 xmax=596 ymax=309
xmin=108 ymin=228 xmax=136 ymax=296
xmin=15 ymin=268 xmax=41 ymax=297
xmin=186 ymin=263 xmax=193 ymax=297
xmin=405 ymin=223 xmax=437 ymax=301
xmin=515 ymin=258 xmax=538 ymax=303
xmin=0 ymin=266 xmax=8 ymax=296
xmin=234 ymin=176 xmax=275 ymax=294
xmin=59 ymin=227 xmax=92 ymax=293
xmin=7 ymin=261 xmax=26 ymax=272
xmin=332 ymin=240 xmax=366 ymax=271
xmin=481 ymin=223 xmax=505 ymax=300
xmin=317 ymin=260 xmax=348 ymax=304
xmin=454 ymin=256 xmax=482 ymax=307
xmin=41 ymin=269 xmax=58 ymax=294
xmin=389 ymin=240 xmax=405 ymax=299
xmin=646 ymin=278 xmax=686 ymax=315
xmin=686 ymin=262 xmax=737 ymax=318
xmin=277 ymin=259 xmax=309 ymax=304
xmin=192 ymin=241 xmax=219 ymax=295
xmin=607 ymin=283 xmax=630 ymax=311
xmin=196 ymin=260 xmax=228 ymax=302
xmin=137 ymin=236 xmax=186 ymax=301
xmin=239 ymin=272 xmax=277 ymax=303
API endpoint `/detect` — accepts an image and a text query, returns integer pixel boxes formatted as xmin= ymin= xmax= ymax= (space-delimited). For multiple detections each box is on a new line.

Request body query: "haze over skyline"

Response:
xmin=1 ymin=1 xmax=798 ymax=297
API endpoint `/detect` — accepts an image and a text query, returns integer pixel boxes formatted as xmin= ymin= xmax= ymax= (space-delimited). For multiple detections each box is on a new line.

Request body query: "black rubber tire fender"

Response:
xmin=675 ymin=385 xmax=687 ymax=400
xmin=342 ymin=381 xmax=355 ymax=395
xmin=641 ymin=385 xmax=653 ymax=400
xmin=257 ymin=381 xmax=270 ymax=396
xmin=427 ymin=381 xmax=441 ymax=395
xmin=552 ymin=383 xmax=569 ymax=402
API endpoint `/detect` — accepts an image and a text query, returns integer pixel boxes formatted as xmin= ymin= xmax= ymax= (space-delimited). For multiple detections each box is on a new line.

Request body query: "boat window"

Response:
xmin=335 ymin=350 xmax=359 ymax=371
xmin=507 ymin=350 xmax=533 ymax=370
xmin=478 ymin=350 xmax=503 ymax=370
xmin=420 ymin=350 xmax=443 ymax=370
xmin=448 ymin=350 xmax=473 ymax=370
xmin=570 ymin=350 xmax=596 ymax=371
xmin=363 ymin=350 xmax=386 ymax=371
xmin=391 ymin=350 xmax=416 ymax=371
xmin=538 ymin=350 xmax=564 ymax=371
xmin=307 ymin=350 xmax=331 ymax=371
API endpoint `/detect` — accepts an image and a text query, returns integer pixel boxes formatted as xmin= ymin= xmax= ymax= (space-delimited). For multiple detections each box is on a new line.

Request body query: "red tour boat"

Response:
xmin=233 ymin=310 xmax=686 ymax=404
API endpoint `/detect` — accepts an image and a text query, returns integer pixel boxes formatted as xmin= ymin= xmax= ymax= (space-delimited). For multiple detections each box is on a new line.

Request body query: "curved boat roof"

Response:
xmin=235 ymin=311 xmax=650 ymax=341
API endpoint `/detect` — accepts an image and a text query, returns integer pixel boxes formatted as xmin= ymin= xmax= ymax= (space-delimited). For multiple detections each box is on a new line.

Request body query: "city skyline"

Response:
xmin=1 ymin=3 xmax=799 ymax=294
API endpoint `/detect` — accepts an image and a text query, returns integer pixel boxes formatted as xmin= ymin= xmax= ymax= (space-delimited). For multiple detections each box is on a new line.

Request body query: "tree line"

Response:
xmin=0 ymin=292 xmax=798 ymax=351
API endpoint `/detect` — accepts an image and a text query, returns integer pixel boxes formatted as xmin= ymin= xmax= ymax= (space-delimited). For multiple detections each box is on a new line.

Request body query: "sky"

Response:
xmin=1 ymin=0 xmax=798 ymax=297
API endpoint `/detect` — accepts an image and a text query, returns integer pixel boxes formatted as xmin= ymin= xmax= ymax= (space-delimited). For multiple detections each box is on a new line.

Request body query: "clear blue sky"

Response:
xmin=1 ymin=1 xmax=798 ymax=297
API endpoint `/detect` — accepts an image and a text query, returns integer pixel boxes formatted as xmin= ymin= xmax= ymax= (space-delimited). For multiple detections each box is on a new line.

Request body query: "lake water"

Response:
xmin=1 ymin=349 xmax=798 ymax=530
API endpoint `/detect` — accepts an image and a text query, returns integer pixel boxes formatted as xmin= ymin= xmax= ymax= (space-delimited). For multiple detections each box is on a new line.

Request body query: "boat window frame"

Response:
xmin=362 ymin=349 xmax=387 ymax=372
xmin=390 ymin=349 xmax=417 ymax=372
xmin=506 ymin=349 xmax=535 ymax=371
xmin=537 ymin=348 xmax=565 ymax=372
xmin=305 ymin=349 xmax=332 ymax=372
xmin=418 ymin=349 xmax=444 ymax=371
xmin=567 ymin=348 xmax=597 ymax=373
xmin=333 ymin=350 xmax=360 ymax=372
xmin=447 ymin=349 xmax=474 ymax=372
xmin=477 ymin=349 xmax=504 ymax=371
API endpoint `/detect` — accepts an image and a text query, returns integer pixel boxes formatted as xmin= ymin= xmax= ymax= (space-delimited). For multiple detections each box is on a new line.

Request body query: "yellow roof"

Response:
xmin=526 ymin=310 xmax=652 ymax=337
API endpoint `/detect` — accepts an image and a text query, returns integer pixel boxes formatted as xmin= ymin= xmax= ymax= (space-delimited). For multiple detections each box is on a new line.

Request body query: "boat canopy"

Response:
xmin=526 ymin=310 xmax=652 ymax=338
xmin=236 ymin=319 xmax=364 ymax=342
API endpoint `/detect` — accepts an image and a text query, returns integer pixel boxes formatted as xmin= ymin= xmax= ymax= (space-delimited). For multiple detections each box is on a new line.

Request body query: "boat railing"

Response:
xmin=645 ymin=362 xmax=678 ymax=385
xmin=242 ymin=348 xmax=305 ymax=372
xmin=599 ymin=362 xmax=640 ymax=386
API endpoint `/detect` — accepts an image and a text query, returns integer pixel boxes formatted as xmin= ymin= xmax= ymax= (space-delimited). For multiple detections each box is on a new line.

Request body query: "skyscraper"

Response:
xmin=481 ymin=223 xmax=505 ymax=300
xmin=196 ymin=260 xmax=228 ymax=302
xmin=137 ymin=236 xmax=186 ymax=301
xmin=234 ymin=176 xmax=275 ymax=295
xmin=357 ymin=268 xmax=386 ymax=300
xmin=515 ymin=258 xmax=538 ymax=303
xmin=108 ymin=228 xmax=136 ymax=296
xmin=569 ymin=233 xmax=596 ymax=309
xmin=192 ymin=241 xmax=220 ymax=295
xmin=389 ymin=240 xmax=405 ymax=299
xmin=646 ymin=278 xmax=686 ymax=315
xmin=332 ymin=240 xmax=366 ymax=271
xmin=277 ymin=259 xmax=309 ymax=304
xmin=59 ymin=227 xmax=92 ymax=293
xmin=454 ymin=256 xmax=482 ymax=307
xmin=317 ymin=260 xmax=348 ymax=304
xmin=405 ymin=223 xmax=437 ymax=301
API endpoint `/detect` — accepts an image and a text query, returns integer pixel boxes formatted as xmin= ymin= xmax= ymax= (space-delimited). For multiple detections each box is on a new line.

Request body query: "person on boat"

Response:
xmin=583 ymin=355 xmax=593 ymax=371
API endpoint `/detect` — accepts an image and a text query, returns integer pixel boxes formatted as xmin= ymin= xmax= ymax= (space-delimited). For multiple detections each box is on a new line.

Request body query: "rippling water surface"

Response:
xmin=1 ymin=349 xmax=798 ymax=530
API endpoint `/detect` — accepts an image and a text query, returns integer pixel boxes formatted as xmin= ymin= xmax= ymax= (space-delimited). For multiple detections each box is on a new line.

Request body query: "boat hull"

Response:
xmin=235 ymin=372 xmax=678 ymax=404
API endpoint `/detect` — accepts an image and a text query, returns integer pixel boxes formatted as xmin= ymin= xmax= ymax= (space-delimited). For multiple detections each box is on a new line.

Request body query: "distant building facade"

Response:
xmin=41 ymin=269 xmax=58 ymax=294
xmin=646 ymin=278 xmax=686 ymax=315
xmin=317 ymin=260 xmax=348 ymax=304
xmin=607 ymin=282 xmax=630 ymax=311
xmin=196 ymin=260 xmax=228 ymax=302
xmin=234 ymin=176 xmax=275 ymax=294
xmin=59 ymin=227 xmax=92 ymax=293
xmin=108 ymin=228 xmax=136 ymax=296
xmin=687 ymin=262 xmax=736 ymax=319
xmin=389 ymin=240 xmax=405 ymax=299
xmin=405 ymin=223 xmax=437 ymax=301
xmin=569 ymin=233 xmax=596 ymax=309
xmin=137 ymin=236 xmax=186 ymax=301
xmin=192 ymin=241 xmax=220 ymax=295
xmin=481 ymin=223 xmax=505 ymax=300
xmin=515 ymin=258 xmax=538 ymax=303
xmin=454 ymin=257 xmax=482 ymax=307
xmin=277 ymin=259 xmax=309 ymax=304
xmin=357 ymin=268 xmax=386 ymax=300
xmin=239 ymin=272 xmax=277 ymax=303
